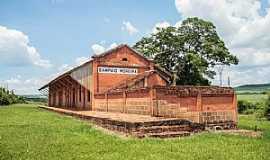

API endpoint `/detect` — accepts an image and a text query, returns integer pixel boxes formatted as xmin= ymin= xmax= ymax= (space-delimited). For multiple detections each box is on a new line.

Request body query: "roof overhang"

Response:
xmin=39 ymin=60 xmax=92 ymax=91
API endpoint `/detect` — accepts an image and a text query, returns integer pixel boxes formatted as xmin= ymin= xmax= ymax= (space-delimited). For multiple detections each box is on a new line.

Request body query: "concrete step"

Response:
xmin=138 ymin=125 xmax=191 ymax=134
xmin=145 ymin=131 xmax=191 ymax=138
xmin=141 ymin=119 xmax=192 ymax=127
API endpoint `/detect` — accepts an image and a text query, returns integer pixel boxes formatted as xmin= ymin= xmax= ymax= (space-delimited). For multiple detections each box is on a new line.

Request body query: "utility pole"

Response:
xmin=216 ymin=64 xmax=224 ymax=87
xmin=228 ymin=76 xmax=231 ymax=87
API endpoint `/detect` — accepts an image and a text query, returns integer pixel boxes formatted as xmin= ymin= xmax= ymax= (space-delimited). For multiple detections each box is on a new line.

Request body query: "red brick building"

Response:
xmin=39 ymin=44 xmax=237 ymax=125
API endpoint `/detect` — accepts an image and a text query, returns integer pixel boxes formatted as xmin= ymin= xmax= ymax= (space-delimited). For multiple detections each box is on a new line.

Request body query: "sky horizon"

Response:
xmin=1 ymin=0 xmax=270 ymax=95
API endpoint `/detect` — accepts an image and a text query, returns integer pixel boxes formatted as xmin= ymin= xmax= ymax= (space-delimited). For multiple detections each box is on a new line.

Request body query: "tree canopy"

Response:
xmin=134 ymin=17 xmax=239 ymax=85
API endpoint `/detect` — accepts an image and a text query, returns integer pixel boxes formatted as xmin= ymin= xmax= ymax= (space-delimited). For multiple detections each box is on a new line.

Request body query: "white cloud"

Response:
xmin=91 ymin=44 xmax=105 ymax=55
xmin=1 ymin=55 xmax=92 ymax=95
xmin=1 ymin=75 xmax=47 ymax=95
xmin=56 ymin=43 xmax=118 ymax=79
xmin=231 ymin=48 xmax=270 ymax=67
xmin=212 ymin=65 xmax=270 ymax=87
xmin=108 ymin=43 xmax=118 ymax=49
xmin=174 ymin=0 xmax=270 ymax=56
xmin=121 ymin=21 xmax=139 ymax=35
xmin=175 ymin=0 xmax=270 ymax=85
xmin=152 ymin=21 xmax=171 ymax=33
xmin=5 ymin=77 xmax=21 ymax=85
xmin=91 ymin=42 xmax=118 ymax=55
xmin=100 ymin=40 xmax=106 ymax=45
xmin=58 ymin=64 xmax=72 ymax=73
xmin=0 ymin=26 xmax=52 ymax=68
xmin=56 ymin=56 xmax=90 ymax=75
xmin=75 ymin=56 xmax=89 ymax=65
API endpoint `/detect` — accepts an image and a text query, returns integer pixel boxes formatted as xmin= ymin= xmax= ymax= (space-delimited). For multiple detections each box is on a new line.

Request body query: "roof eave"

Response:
xmin=39 ymin=60 xmax=92 ymax=91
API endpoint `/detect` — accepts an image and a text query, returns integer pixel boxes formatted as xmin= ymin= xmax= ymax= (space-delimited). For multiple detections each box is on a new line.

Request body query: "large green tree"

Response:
xmin=134 ymin=17 xmax=239 ymax=85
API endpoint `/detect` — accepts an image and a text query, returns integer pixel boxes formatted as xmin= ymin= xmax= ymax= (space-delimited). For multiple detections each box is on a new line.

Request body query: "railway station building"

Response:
xmin=39 ymin=44 xmax=237 ymax=125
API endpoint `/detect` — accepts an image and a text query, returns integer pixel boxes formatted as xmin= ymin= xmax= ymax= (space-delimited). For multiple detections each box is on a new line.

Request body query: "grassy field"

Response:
xmin=0 ymin=104 xmax=270 ymax=160
xmin=237 ymin=94 xmax=268 ymax=103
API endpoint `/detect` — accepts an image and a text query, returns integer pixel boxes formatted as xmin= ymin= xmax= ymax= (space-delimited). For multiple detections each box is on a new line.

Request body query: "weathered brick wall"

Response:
xmin=147 ymin=73 xmax=168 ymax=87
xmin=93 ymin=94 xmax=107 ymax=112
xmin=107 ymin=92 xmax=124 ymax=113
xmin=199 ymin=111 xmax=235 ymax=124
xmin=93 ymin=86 xmax=237 ymax=124
xmin=125 ymin=98 xmax=151 ymax=115
xmin=154 ymin=98 xmax=199 ymax=122
xmin=200 ymin=94 xmax=237 ymax=124
xmin=94 ymin=88 xmax=151 ymax=114
xmin=125 ymin=88 xmax=151 ymax=115
xmin=154 ymin=86 xmax=237 ymax=123
xmin=201 ymin=96 xmax=234 ymax=111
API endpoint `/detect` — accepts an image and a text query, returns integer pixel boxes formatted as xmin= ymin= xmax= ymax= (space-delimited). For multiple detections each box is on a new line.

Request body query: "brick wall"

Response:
xmin=94 ymin=88 xmax=151 ymax=115
xmin=154 ymin=86 xmax=237 ymax=123
xmin=147 ymin=73 xmax=168 ymax=87
xmin=93 ymin=86 xmax=237 ymax=124
xmin=199 ymin=94 xmax=237 ymax=124
xmin=125 ymin=89 xmax=151 ymax=115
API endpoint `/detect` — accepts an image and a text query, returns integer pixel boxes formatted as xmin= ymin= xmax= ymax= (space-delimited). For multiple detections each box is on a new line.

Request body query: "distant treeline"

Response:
xmin=21 ymin=94 xmax=48 ymax=104
xmin=25 ymin=98 xmax=47 ymax=103
xmin=0 ymin=87 xmax=26 ymax=105
xmin=238 ymin=92 xmax=270 ymax=120
xmin=235 ymin=83 xmax=270 ymax=92
xmin=237 ymin=91 xmax=269 ymax=95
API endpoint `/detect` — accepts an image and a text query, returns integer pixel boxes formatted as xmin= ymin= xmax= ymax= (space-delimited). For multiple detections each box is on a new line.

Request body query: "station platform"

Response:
xmin=39 ymin=106 xmax=204 ymax=138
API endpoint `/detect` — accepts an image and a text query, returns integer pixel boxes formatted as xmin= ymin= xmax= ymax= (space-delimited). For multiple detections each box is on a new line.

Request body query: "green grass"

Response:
xmin=237 ymin=94 xmax=268 ymax=103
xmin=1 ymin=104 xmax=270 ymax=160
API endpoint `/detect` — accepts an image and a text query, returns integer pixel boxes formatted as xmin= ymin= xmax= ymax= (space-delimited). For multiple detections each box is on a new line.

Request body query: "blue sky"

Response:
xmin=1 ymin=0 xmax=270 ymax=94
xmin=0 ymin=0 xmax=179 ymax=63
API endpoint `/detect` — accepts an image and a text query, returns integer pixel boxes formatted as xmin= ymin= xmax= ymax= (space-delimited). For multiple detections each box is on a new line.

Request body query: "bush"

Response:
xmin=0 ymin=93 xmax=12 ymax=105
xmin=265 ymin=93 xmax=270 ymax=120
xmin=237 ymin=100 xmax=247 ymax=113
xmin=237 ymin=100 xmax=260 ymax=114
xmin=0 ymin=87 xmax=26 ymax=105
xmin=238 ymin=92 xmax=270 ymax=120
xmin=237 ymin=99 xmax=266 ymax=118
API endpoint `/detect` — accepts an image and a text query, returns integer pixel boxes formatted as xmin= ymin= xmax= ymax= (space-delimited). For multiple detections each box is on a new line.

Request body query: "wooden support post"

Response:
xmin=233 ymin=93 xmax=238 ymax=124
xmin=105 ymin=92 xmax=108 ymax=112
xmin=123 ymin=90 xmax=127 ymax=113
xmin=150 ymin=87 xmax=157 ymax=116
xmin=82 ymin=87 xmax=85 ymax=109
xmin=196 ymin=92 xmax=202 ymax=123
xmin=197 ymin=92 xmax=202 ymax=111
xmin=93 ymin=61 xmax=99 ymax=93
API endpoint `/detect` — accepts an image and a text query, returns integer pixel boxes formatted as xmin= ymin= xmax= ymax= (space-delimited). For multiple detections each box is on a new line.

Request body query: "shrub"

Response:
xmin=0 ymin=87 xmax=26 ymax=105
xmin=0 ymin=93 xmax=12 ymax=105
xmin=265 ymin=93 xmax=270 ymax=120
xmin=238 ymin=92 xmax=270 ymax=120
xmin=237 ymin=100 xmax=266 ymax=116
xmin=238 ymin=100 xmax=259 ymax=114
xmin=237 ymin=100 xmax=244 ymax=113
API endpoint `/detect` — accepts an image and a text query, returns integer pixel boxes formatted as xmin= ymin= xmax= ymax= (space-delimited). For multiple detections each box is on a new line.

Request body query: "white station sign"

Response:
xmin=98 ymin=67 xmax=138 ymax=75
